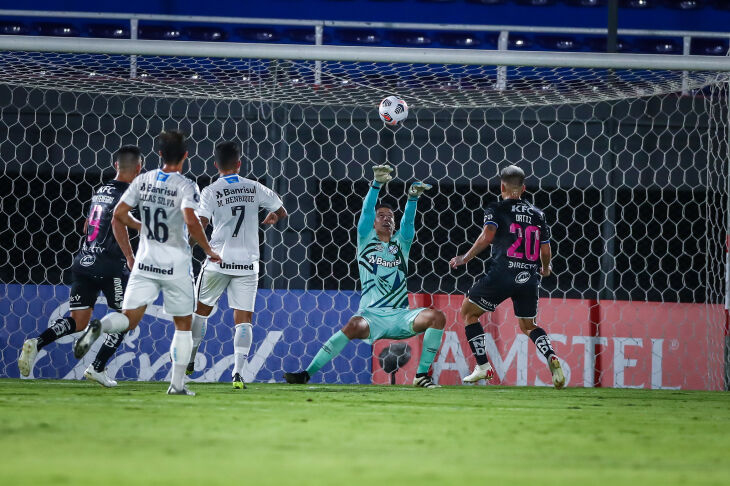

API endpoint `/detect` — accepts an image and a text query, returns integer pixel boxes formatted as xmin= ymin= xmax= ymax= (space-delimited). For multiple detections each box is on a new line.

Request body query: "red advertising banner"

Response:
xmin=372 ymin=294 xmax=726 ymax=390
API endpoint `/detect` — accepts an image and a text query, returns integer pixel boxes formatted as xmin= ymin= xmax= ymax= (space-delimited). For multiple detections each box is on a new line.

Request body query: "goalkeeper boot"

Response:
xmin=549 ymin=356 xmax=566 ymax=390
xmin=185 ymin=362 xmax=195 ymax=376
xmin=284 ymin=371 xmax=310 ymax=384
xmin=462 ymin=363 xmax=495 ymax=383
xmin=18 ymin=338 xmax=39 ymax=377
xmin=167 ymin=384 xmax=196 ymax=396
xmin=232 ymin=373 xmax=247 ymax=390
xmin=84 ymin=365 xmax=118 ymax=388
xmin=73 ymin=319 xmax=101 ymax=359
xmin=413 ymin=373 xmax=441 ymax=388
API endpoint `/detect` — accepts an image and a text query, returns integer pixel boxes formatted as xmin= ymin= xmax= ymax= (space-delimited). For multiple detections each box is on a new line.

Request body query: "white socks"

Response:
xmin=170 ymin=330 xmax=193 ymax=390
xmin=233 ymin=323 xmax=252 ymax=378
xmin=189 ymin=314 xmax=208 ymax=366
xmin=100 ymin=312 xmax=130 ymax=333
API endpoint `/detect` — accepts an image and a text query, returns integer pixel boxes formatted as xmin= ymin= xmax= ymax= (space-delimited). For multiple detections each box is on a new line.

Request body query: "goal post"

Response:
xmin=0 ymin=35 xmax=728 ymax=390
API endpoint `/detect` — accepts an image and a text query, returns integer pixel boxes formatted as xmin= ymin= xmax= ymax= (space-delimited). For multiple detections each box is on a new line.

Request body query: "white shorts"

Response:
xmin=196 ymin=268 xmax=258 ymax=312
xmin=122 ymin=272 xmax=195 ymax=317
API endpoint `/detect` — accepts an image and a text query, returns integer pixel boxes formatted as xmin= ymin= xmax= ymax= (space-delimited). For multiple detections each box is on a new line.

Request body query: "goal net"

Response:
xmin=1 ymin=42 xmax=728 ymax=389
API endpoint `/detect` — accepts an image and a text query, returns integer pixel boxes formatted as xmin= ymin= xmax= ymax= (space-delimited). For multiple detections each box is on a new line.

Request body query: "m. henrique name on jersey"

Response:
xmin=216 ymin=186 xmax=256 ymax=207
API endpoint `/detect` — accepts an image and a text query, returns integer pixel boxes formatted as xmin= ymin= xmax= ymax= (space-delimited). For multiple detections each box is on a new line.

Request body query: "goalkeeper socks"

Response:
xmin=305 ymin=331 xmax=350 ymax=376
xmin=190 ymin=314 xmax=208 ymax=366
xmin=529 ymin=327 xmax=556 ymax=361
xmin=100 ymin=312 xmax=130 ymax=333
xmin=416 ymin=328 xmax=444 ymax=374
xmin=233 ymin=323 xmax=252 ymax=378
xmin=37 ymin=317 xmax=76 ymax=350
xmin=92 ymin=331 xmax=126 ymax=372
xmin=465 ymin=322 xmax=489 ymax=366
xmin=170 ymin=330 xmax=193 ymax=390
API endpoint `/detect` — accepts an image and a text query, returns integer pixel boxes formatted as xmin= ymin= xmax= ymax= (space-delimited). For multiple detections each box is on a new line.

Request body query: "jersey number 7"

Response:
xmin=231 ymin=205 xmax=245 ymax=238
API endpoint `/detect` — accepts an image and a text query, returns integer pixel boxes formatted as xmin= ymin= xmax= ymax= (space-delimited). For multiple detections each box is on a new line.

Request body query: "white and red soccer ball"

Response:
xmin=378 ymin=95 xmax=409 ymax=126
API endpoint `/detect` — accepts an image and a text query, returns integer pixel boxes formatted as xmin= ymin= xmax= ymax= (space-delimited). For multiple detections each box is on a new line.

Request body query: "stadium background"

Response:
xmin=0 ymin=1 xmax=728 ymax=389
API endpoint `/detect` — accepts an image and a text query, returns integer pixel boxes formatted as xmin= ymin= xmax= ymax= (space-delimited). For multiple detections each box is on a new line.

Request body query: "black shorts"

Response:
xmin=69 ymin=271 xmax=128 ymax=312
xmin=466 ymin=271 xmax=540 ymax=318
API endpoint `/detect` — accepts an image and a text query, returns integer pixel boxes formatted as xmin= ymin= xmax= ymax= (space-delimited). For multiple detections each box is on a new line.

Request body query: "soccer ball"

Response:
xmin=378 ymin=96 xmax=408 ymax=126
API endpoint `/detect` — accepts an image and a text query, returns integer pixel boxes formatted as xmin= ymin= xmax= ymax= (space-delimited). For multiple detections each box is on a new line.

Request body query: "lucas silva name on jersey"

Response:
xmin=138 ymin=183 xmax=179 ymax=208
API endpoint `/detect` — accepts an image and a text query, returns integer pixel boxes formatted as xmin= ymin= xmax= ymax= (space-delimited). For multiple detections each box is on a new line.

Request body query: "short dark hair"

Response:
xmin=375 ymin=203 xmax=395 ymax=213
xmin=500 ymin=165 xmax=525 ymax=187
xmin=215 ymin=141 xmax=241 ymax=171
xmin=116 ymin=145 xmax=141 ymax=171
xmin=157 ymin=130 xmax=187 ymax=164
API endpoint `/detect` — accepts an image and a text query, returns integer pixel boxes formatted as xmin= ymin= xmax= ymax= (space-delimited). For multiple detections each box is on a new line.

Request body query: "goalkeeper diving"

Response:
xmin=285 ymin=165 xmax=446 ymax=388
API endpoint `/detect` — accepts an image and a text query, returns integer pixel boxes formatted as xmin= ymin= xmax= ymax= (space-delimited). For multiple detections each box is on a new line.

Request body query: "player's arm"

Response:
xmin=262 ymin=206 xmax=287 ymax=225
xmin=187 ymin=216 xmax=209 ymax=247
xmin=184 ymin=208 xmax=220 ymax=263
xmin=111 ymin=206 xmax=138 ymax=271
xmin=399 ymin=182 xmax=432 ymax=243
xmin=539 ymin=243 xmax=552 ymax=277
xmin=450 ymin=224 xmax=496 ymax=268
xmin=357 ymin=165 xmax=393 ymax=236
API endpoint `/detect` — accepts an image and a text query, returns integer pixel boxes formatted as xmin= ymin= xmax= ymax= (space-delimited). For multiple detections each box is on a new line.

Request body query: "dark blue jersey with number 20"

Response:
xmin=483 ymin=198 xmax=551 ymax=278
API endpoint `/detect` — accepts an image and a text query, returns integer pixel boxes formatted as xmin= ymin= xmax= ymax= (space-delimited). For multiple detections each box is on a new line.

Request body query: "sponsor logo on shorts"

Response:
xmin=219 ymin=262 xmax=255 ymax=271
xmin=478 ymin=298 xmax=497 ymax=312
xmin=80 ymin=255 xmax=96 ymax=267
xmin=138 ymin=262 xmax=174 ymax=275
xmin=515 ymin=271 xmax=531 ymax=284
xmin=388 ymin=245 xmax=399 ymax=254
xmin=113 ymin=278 xmax=124 ymax=305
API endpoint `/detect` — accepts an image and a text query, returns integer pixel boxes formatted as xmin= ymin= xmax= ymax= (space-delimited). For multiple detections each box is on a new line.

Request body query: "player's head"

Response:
xmin=157 ymin=130 xmax=188 ymax=167
xmin=500 ymin=165 xmax=526 ymax=199
xmin=114 ymin=145 xmax=142 ymax=180
xmin=374 ymin=202 xmax=395 ymax=237
xmin=214 ymin=141 xmax=242 ymax=174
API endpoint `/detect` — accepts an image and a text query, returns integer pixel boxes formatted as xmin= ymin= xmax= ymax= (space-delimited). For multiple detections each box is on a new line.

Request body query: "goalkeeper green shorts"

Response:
xmin=355 ymin=306 xmax=427 ymax=344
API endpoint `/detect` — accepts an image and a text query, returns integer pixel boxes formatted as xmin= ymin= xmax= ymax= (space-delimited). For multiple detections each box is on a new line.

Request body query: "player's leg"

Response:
xmin=18 ymin=273 xmax=96 ymax=377
xmin=72 ymin=273 xmax=155 ymax=359
xmin=84 ymin=275 xmax=129 ymax=387
xmin=411 ymin=308 xmax=447 ymax=388
xmin=460 ymin=275 xmax=501 ymax=383
xmin=186 ymin=267 xmax=227 ymax=375
xmin=513 ymin=282 xmax=564 ymax=389
xmin=161 ymin=276 xmax=197 ymax=396
xmin=284 ymin=316 xmax=369 ymax=384
xmin=228 ymin=274 xmax=258 ymax=389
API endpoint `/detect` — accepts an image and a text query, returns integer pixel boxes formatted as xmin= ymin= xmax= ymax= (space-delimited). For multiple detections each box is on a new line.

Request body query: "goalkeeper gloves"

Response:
xmin=372 ymin=165 xmax=394 ymax=184
xmin=408 ymin=181 xmax=432 ymax=198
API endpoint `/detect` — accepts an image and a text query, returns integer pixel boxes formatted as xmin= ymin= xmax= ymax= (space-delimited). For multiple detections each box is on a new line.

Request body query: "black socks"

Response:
xmin=464 ymin=322 xmax=489 ymax=366
xmin=36 ymin=317 xmax=76 ymax=350
xmin=92 ymin=331 xmax=127 ymax=372
xmin=529 ymin=327 xmax=556 ymax=361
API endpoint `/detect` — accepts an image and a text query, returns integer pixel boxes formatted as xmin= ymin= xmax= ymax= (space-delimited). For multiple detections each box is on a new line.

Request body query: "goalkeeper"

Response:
xmin=285 ymin=165 xmax=446 ymax=388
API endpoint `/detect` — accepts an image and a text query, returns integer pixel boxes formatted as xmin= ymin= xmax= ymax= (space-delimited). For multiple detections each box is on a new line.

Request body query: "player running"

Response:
xmin=285 ymin=165 xmax=446 ymax=388
xmin=449 ymin=165 xmax=565 ymax=389
xmin=186 ymin=141 xmax=287 ymax=389
xmin=73 ymin=130 xmax=221 ymax=396
xmin=18 ymin=146 xmax=142 ymax=387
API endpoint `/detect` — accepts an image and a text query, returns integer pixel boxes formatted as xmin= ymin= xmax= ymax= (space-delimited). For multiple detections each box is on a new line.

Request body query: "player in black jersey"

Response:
xmin=17 ymin=146 xmax=142 ymax=387
xmin=449 ymin=165 xmax=565 ymax=389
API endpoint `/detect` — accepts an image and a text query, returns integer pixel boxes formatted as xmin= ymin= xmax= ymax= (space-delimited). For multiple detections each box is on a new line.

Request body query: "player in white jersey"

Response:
xmin=73 ymin=130 xmax=221 ymax=396
xmin=187 ymin=141 xmax=287 ymax=389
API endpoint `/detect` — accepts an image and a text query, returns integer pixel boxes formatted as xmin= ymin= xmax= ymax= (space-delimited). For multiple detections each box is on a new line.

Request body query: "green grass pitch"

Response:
xmin=1 ymin=379 xmax=729 ymax=485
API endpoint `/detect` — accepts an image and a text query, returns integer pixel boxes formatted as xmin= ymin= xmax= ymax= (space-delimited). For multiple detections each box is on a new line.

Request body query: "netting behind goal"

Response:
xmin=0 ymin=49 xmax=728 ymax=389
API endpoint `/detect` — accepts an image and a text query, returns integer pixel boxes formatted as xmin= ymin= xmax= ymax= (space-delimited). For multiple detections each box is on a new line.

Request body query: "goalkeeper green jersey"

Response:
xmin=356 ymin=183 xmax=418 ymax=310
